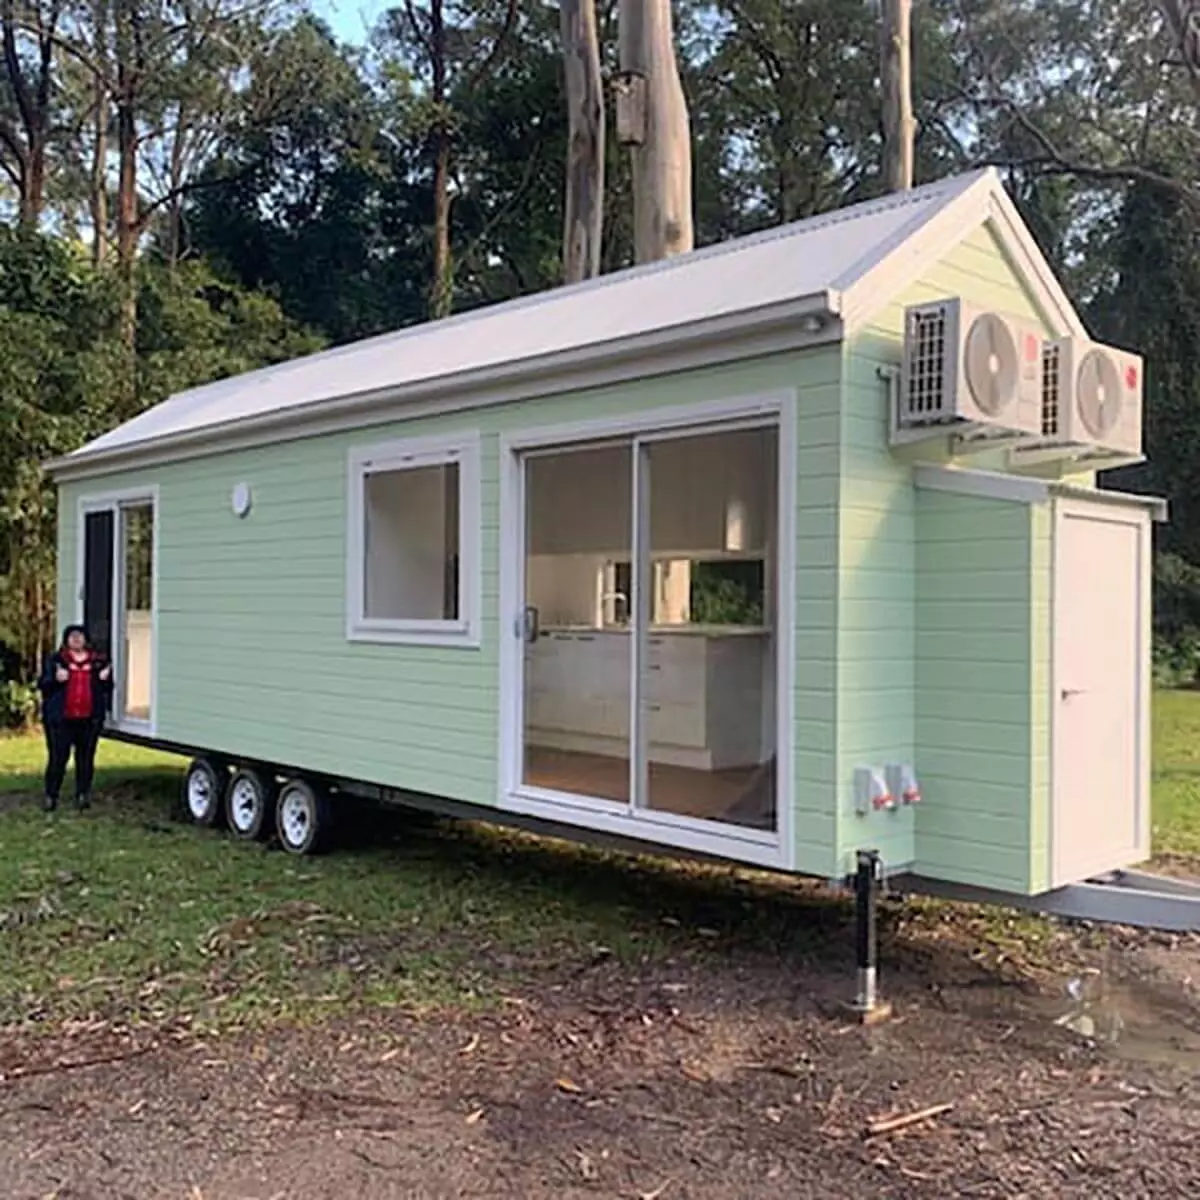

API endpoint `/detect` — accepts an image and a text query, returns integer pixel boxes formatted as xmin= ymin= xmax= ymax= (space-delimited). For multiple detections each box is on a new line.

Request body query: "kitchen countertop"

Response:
xmin=538 ymin=624 xmax=771 ymax=637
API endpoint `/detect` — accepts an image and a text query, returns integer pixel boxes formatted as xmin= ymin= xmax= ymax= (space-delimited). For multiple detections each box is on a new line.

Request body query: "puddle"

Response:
xmin=1037 ymin=967 xmax=1200 ymax=1071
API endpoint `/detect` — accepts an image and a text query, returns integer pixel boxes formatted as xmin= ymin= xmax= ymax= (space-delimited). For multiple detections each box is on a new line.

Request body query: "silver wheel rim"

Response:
xmin=280 ymin=788 xmax=311 ymax=849
xmin=187 ymin=769 xmax=214 ymax=820
xmin=230 ymin=777 xmax=260 ymax=834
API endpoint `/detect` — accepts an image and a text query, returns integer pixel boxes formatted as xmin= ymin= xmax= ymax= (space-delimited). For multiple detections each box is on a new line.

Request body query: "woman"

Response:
xmin=37 ymin=624 xmax=113 ymax=812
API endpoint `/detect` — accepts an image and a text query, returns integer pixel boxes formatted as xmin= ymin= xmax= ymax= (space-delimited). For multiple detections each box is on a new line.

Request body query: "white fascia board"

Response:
xmin=833 ymin=171 xmax=996 ymax=334
xmin=914 ymin=463 xmax=1052 ymax=506
xmin=983 ymin=183 xmax=1087 ymax=338
xmin=838 ymin=170 xmax=1087 ymax=340
xmin=46 ymin=290 xmax=842 ymax=483
xmin=1049 ymin=482 xmax=1168 ymax=523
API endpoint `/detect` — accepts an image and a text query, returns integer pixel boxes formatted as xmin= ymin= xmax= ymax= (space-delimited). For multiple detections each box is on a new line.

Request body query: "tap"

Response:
xmin=601 ymin=591 xmax=629 ymax=625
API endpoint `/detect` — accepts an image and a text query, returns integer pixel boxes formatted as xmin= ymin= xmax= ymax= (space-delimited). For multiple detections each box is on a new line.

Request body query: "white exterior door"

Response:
xmin=1051 ymin=499 xmax=1149 ymax=886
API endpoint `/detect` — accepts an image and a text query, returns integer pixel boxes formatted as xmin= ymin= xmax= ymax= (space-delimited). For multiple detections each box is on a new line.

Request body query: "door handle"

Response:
xmin=1060 ymin=687 xmax=1087 ymax=700
xmin=519 ymin=605 xmax=540 ymax=644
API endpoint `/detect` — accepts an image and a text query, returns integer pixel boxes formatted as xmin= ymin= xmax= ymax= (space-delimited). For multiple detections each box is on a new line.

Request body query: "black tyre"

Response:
xmin=182 ymin=757 xmax=226 ymax=828
xmin=226 ymin=766 xmax=277 ymax=842
xmin=275 ymin=777 xmax=332 ymax=856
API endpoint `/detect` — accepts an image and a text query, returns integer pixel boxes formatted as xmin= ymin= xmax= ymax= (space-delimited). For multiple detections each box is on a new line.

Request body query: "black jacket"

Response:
xmin=38 ymin=649 xmax=114 ymax=724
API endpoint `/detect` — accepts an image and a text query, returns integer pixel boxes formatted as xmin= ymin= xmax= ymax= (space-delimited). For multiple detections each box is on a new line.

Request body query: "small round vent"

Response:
xmin=1076 ymin=348 xmax=1123 ymax=439
xmin=964 ymin=313 xmax=1019 ymax=416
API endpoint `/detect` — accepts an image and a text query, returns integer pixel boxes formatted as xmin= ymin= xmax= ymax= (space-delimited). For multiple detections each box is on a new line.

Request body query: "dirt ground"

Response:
xmin=3 ymin=916 xmax=1200 ymax=1200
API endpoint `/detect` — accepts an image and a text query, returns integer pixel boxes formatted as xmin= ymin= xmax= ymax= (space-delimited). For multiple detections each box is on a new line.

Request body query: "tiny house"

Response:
xmin=46 ymin=168 xmax=1163 ymax=901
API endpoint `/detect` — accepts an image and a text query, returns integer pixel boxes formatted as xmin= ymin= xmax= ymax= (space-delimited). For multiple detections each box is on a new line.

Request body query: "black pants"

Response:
xmin=44 ymin=719 xmax=101 ymax=801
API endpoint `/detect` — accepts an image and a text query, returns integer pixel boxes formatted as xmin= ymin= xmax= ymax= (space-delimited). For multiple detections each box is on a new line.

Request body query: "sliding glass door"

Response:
xmin=516 ymin=421 xmax=779 ymax=835
xmin=521 ymin=441 xmax=634 ymax=804
xmin=636 ymin=426 xmax=779 ymax=832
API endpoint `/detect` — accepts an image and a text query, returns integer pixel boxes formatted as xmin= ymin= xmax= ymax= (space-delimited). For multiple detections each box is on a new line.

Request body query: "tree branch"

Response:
xmin=135 ymin=159 xmax=257 ymax=226
xmin=402 ymin=0 xmax=435 ymax=64
xmin=974 ymin=152 xmax=1200 ymax=209
xmin=465 ymin=0 xmax=519 ymax=91
xmin=0 ymin=113 xmax=28 ymax=170
xmin=1 ymin=2 xmax=37 ymax=132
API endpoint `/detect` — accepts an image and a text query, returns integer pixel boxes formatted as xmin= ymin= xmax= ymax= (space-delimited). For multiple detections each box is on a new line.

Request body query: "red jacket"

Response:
xmin=38 ymin=648 xmax=113 ymax=724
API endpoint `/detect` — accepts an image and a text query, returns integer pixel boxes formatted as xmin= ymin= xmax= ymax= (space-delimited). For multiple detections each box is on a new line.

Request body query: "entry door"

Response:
xmin=82 ymin=510 xmax=115 ymax=657
xmin=79 ymin=498 xmax=156 ymax=728
xmin=1052 ymin=501 xmax=1148 ymax=885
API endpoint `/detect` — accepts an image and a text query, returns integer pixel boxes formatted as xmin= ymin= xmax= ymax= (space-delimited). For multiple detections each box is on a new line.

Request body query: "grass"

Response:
xmin=2 ymin=691 xmax=1198 ymax=1035
xmin=0 ymin=736 xmax=820 ymax=1034
xmin=1151 ymin=691 xmax=1200 ymax=857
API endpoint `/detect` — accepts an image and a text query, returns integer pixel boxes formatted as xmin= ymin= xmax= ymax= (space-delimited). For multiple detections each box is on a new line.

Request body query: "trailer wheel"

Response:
xmin=275 ymin=778 xmax=331 ymax=856
xmin=226 ymin=766 xmax=277 ymax=842
xmin=183 ymin=757 xmax=226 ymax=828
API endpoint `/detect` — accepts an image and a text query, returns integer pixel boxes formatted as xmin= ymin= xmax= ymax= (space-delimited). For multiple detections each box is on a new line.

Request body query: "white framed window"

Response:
xmin=346 ymin=431 xmax=482 ymax=647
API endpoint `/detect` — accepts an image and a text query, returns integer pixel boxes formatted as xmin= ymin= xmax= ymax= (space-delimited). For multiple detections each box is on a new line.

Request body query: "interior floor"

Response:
xmin=523 ymin=747 xmax=776 ymax=832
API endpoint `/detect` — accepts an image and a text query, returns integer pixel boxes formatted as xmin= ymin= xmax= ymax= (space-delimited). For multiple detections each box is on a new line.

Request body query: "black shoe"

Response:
xmin=43 ymin=795 xmax=58 ymax=813
xmin=75 ymin=794 xmax=91 ymax=811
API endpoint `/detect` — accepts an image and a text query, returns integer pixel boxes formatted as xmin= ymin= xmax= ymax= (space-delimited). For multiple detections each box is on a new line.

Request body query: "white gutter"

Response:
xmin=46 ymin=289 xmax=843 ymax=481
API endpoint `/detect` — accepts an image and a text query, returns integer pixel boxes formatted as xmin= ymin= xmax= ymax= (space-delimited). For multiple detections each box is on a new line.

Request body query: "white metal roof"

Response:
xmin=53 ymin=166 xmax=1084 ymax=476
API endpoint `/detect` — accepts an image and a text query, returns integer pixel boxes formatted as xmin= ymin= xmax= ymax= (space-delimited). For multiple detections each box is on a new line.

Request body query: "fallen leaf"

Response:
xmin=378 ymin=1047 xmax=401 ymax=1064
xmin=575 ymin=1150 xmax=598 ymax=1180
xmin=465 ymin=1108 xmax=486 ymax=1125
xmin=556 ymin=1077 xmax=585 ymax=1094
xmin=638 ymin=1181 xmax=672 ymax=1200
xmin=460 ymin=1033 xmax=481 ymax=1055
xmin=128 ymin=1099 xmax=146 ymax=1117
xmin=681 ymin=1065 xmax=709 ymax=1083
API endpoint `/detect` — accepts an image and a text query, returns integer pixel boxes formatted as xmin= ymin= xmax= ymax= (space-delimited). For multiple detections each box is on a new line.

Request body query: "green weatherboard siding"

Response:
xmin=913 ymin=492 xmax=1050 ymax=893
xmin=58 ymin=348 xmax=844 ymax=877
xmin=835 ymin=222 xmax=1057 ymax=887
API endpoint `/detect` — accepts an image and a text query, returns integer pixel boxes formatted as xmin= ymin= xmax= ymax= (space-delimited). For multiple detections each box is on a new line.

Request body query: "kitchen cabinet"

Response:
xmin=524 ymin=628 xmax=771 ymax=772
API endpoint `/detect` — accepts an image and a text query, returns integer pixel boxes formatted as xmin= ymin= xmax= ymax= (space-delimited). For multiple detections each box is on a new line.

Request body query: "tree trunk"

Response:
xmin=114 ymin=0 xmax=139 ymax=373
xmin=165 ymin=100 xmax=189 ymax=267
xmin=427 ymin=0 xmax=453 ymax=318
xmin=22 ymin=131 xmax=45 ymax=226
xmin=617 ymin=0 xmax=692 ymax=264
xmin=2 ymin=0 xmax=55 ymax=229
xmin=115 ymin=91 xmax=138 ymax=350
xmin=90 ymin=76 xmax=109 ymax=264
xmin=560 ymin=0 xmax=605 ymax=283
xmin=880 ymin=0 xmax=915 ymax=192
xmin=430 ymin=128 xmax=453 ymax=317
xmin=89 ymin=0 xmax=110 ymax=265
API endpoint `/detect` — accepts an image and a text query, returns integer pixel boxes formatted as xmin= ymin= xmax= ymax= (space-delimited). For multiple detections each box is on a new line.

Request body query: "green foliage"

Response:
xmin=0 ymin=229 xmax=320 ymax=682
xmin=0 ymin=681 xmax=39 ymax=730
xmin=690 ymin=561 xmax=765 ymax=626
xmin=1152 ymin=554 xmax=1200 ymax=687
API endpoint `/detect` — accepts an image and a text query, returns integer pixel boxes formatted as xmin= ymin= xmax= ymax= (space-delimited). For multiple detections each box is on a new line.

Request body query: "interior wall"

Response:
xmin=364 ymin=465 xmax=458 ymax=621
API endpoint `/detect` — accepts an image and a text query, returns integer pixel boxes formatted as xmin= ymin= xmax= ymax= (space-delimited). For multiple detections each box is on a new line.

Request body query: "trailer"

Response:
xmin=45 ymin=168 xmax=1197 ymax=1017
